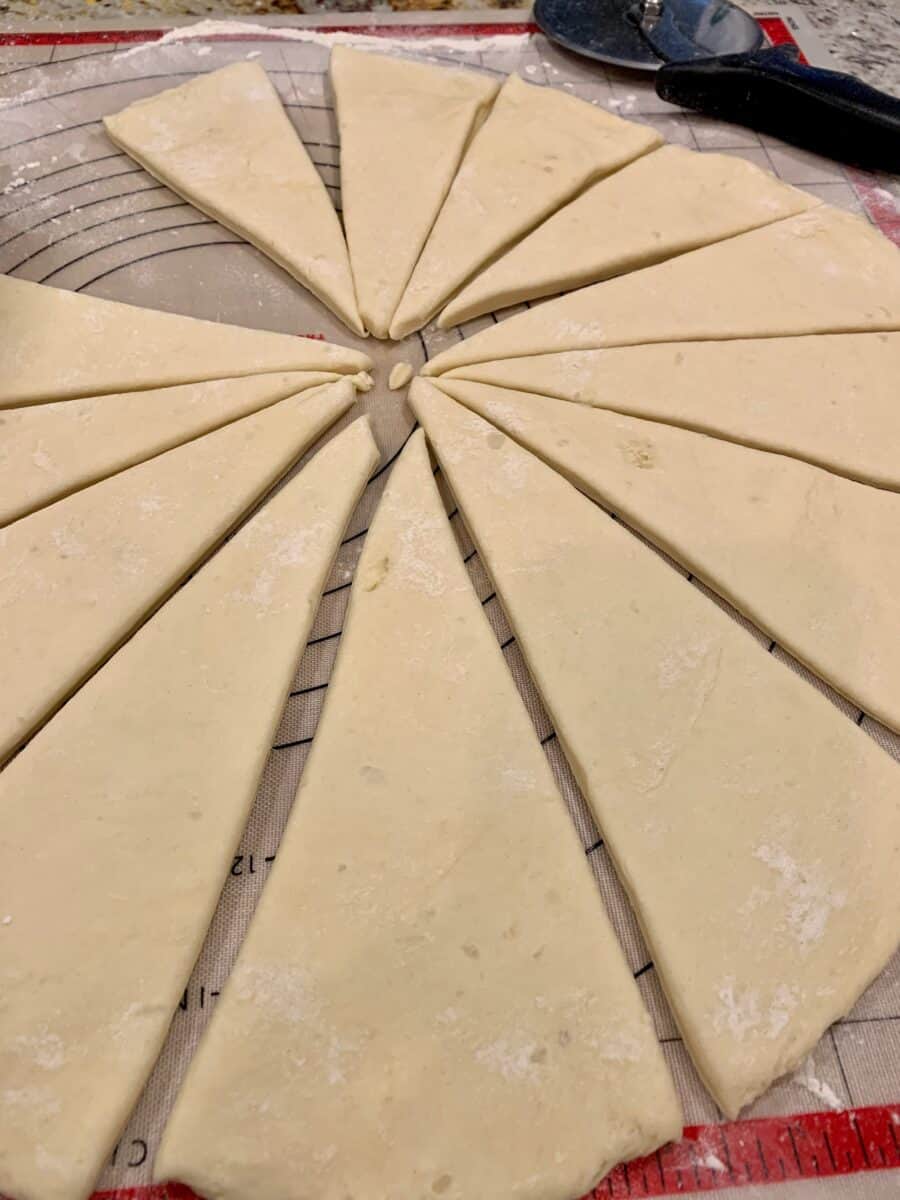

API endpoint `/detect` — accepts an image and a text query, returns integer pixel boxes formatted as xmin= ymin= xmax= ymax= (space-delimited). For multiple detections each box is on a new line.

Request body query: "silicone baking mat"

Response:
xmin=1 ymin=9 xmax=899 ymax=1198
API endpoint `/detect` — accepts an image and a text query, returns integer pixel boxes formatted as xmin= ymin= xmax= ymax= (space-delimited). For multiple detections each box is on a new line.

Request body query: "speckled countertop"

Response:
xmin=0 ymin=0 xmax=897 ymax=93
xmin=786 ymin=0 xmax=898 ymax=91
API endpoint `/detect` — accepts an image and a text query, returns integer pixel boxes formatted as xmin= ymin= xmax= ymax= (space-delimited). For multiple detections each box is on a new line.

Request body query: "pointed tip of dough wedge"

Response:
xmin=308 ymin=338 xmax=373 ymax=374
xmin=408 ymin=375 xmax=443 ymax=411
xmin=105 ymin=62 xmax=367 ymax=341
xmin=436 ymin=300 xmax=468 ymax=331
xmin=340 ymin=409 xmax=379 ymax=464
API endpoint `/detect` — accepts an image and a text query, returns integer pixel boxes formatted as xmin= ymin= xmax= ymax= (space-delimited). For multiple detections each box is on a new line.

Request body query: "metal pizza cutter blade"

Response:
xmin=533 ymin=0 xmax=900 ymax=171
xmin=533 ymin=0 xmax=762 ymax=72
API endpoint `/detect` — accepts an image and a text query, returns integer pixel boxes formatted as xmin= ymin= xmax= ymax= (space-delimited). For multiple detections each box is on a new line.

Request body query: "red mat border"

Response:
xmin=89 ymin=1106 xmax=900 ymax=1199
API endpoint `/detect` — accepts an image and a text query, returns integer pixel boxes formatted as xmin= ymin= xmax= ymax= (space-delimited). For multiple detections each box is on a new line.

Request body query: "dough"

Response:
xmin=0 ymin=275 xmax=371 ymax=407
xmin=154 ymin=431 xmax=681 ymax=1200
xmin=389 ymin=74 xmax=660 ymax=339
xmin=331 ymin=46 xmax=498 ymax=338
xmin=422 ymin=206 xmax=900 ymax=376
xmin=411 ymin=381 xmax=900 ymax=1118
xmin=0 ymin=420 xmax=378 ymax=1200
xmin=438 ymin=377 xmax=900 ymax=731
xmin=388 ymin=360 xmax=414 ymax=390
xmin=442 ymin=332 xmax=900 ymax=490
xmin=0 ymin=380 xmax=356 ymax=765
xmin=105 ymin=63 xmax=364 ymax=335
xmin=439 ymin=145 xmax=817 ymax=327
xmin=0 ymin=371 xmax=339 ymax=527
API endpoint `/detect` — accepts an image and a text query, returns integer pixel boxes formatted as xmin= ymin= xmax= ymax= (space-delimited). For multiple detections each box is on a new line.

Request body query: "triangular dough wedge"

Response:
xmin=105 ymin=63 xmax=364 ymax=334
xmin=154 ymin=430 xmax=681 ymax=1200
xmin=0 ymin=420 xmax=378 ymax=1200
xmin=389 ymin=73 xmax=660 ymax=339
xmin=411 ymin=381 xmax=900 ymax=1118
xmin=422 ymin=206 xmax=900 ymax=375
xmin=439 ymin=145 xmax=818 ymax=327
xmin=331 ymin=46 xmax=499 ymax=338
xmin=0 ymin=276 xmax=371 ymax=407
xmin=438 ymin=377 xmax=900 ymax=731
xmin=0 ymin=379 xmax=357 ymax=765
xmin=444 ymin=332 xmax=900 ymax=490
xmin=0 ymin=370 xmax=341 ymax=526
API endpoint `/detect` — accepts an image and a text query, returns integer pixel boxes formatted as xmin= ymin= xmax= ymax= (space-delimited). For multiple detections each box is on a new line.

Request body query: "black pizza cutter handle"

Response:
xmin=656 ymin=44 xmax=900 ymax=173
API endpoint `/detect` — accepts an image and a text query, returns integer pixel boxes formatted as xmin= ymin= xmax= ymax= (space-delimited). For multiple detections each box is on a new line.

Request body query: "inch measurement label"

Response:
xmin=593 ymin=1104 xmax=900 ymax=1197
xmin=91 ymin=1105 xmax=900 ymax=1200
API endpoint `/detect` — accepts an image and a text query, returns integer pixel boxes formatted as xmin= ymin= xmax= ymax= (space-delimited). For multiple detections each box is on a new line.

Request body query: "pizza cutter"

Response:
xmin=533 ymin=0 xmax=900 ymax=172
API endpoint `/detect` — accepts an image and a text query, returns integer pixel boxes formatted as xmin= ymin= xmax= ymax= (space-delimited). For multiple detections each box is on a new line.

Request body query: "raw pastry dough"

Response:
xmin=0 ymin=419 xmax=378 ymax=1200
xmin=389 ymin=74 xmax=660 ymax=339
xmin=154 ymin=431 xmax=681 ymax=1200
xmin=0 ymin=275 xmax=371 ymax=407
xmin=0 ymin=371 xmax=339 ymax=526
xmin=352 ymin=370 xmax=375 ymax=392
xmin=388 ymin=361 xmax=414 ymax=390
xmin=422 ymin=206 xmax=900 ymax=375
xmin=439 ymin=145 xmax=818 ymax=327
xmin=331 ymin=46 xmax=499 ymax=338
xmin=443 ymin=332 xmax=900 ymax=490
xmin=438 ymin=377 xmax=900 ymax=731
xmin=105 ymin=63 xmax=364 ymax=335
xmin=0 ymin=380 xmax=356 ymax=765
xmin=411 ymin=381 xmax=900 ymax=1118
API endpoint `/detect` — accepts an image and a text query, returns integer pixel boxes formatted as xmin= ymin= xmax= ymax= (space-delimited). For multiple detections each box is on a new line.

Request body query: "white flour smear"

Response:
xmin=117 ymin=19 xmax=532 ymax=58
xmin=793 ymin=1056 xmax=844 ymax=1111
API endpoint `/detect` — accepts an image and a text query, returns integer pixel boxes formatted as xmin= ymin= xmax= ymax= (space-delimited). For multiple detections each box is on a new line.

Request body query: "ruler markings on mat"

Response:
xmin=85 ymin=1106 xmax=900 ymax=1200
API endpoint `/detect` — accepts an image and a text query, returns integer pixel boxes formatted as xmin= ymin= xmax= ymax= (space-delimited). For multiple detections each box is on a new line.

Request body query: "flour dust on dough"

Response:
xmin=439 ymin=144 xmax=818 ymax=327
xmin=0 ymin=371 xmax=340 ymax=527
xmin=0 ymin=419 xmax=377 ymax=1200
xmin=411 ymin=381 xmax=900 ymax=1119
xmin=443 ymin=332 xmax=900 ymax=491
xmin=438 ymin=377 xmax=900 ymax=732
xmin=389 ymin=72 xmax=660 ymax=339
xmin=105 ymin=62 xmax=364 ymax=335
xmin=423 ymin=206 xmax=900 ymax=375
xmin=331 ymin=46 xmax=499 ymax=338
xmin=0 ymin=380 xmax=356 ymax=765
xmin=154 ymin=431 xmax=681 ymax=1200
xmin=0 ymin=275 xmax=371 ymax=408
